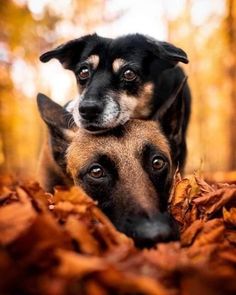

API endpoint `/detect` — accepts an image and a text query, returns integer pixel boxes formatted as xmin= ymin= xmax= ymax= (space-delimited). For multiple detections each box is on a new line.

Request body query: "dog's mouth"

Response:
xmin=79 ymin=111 xmax=126 ymax=134
xmin=84 ymin=124 xmax=108 ymax=133
xmin=80 ymin=115 xmax=130 ymax=134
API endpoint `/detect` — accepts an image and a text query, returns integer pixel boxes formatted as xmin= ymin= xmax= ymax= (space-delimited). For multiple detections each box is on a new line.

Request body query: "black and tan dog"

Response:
xmin=37 ymin=91 xmax=184 ymax=247
xmin=40 ymin=33 xmax=191 ymax=170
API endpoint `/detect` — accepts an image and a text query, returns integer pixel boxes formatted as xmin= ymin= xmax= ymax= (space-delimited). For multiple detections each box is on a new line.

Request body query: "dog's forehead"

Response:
xmin=110 ymin=35 xmax=149 ymax=52
xmin=67 ymin=120 xmax=170 ymax=172
xmin=80 ymin=37 xmax=110 ymax=60
xmin=109 ymin=37 xmax=148 ymax=65
xmin=81 ymin=34 xmax=148 ymax=65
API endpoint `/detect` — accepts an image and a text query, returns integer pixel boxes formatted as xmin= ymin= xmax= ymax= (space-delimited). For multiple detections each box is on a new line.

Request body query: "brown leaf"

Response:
xmin=223 ymin=207 xmax=236 ymax=227
xmin=55 ymin=249 xmax=108 ymax=277
xmin=9 ymin=212 xmax=72 ymax=263
xmin=181 ymin=220 xmax=204 ymax=247
xmin=193 ymin=187 xmax=236 ymax=219
xmin=192 ymin=219 xmax=225 ymax=247
xmin=169 ymin=178 xmax=192 ymax=224
xmin=53 ymin=186 xmax=95 ymax=206
xmin=225 ymin=230 xmax=236 ymax=244
xmin=1 ymin=174 xmax=236 ymax=294
xmin=92 ymin=206 xmax=134 ymax=248
xmin=64 ymin=215 xmax=100 ymax=255
xmin=0 ymin=188 xmax=37 ymax=245
xmin=97 ymin=268 xmax=170 ymax=295
xmin=219 ymin=249 xmax=236 ymax=264
xmin=85 ymin=281 xmax=108 ymax=295
xmin=195 ymin=175 xmax=215 ymax=194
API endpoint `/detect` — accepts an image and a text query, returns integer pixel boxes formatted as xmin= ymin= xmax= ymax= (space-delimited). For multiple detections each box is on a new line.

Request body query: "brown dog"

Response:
xmin=37 ymin=93 xmax=181 ymax=247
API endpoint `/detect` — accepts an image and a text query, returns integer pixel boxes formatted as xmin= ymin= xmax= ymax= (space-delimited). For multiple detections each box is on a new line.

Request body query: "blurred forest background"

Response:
xmin=0 ymin=0 xmax=235 ymax=179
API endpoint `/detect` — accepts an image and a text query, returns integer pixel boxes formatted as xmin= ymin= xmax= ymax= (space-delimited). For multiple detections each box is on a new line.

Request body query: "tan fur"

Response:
xmin=119 ymin=92 xmax=138 ymax=114
xmin=66 ymin=120 xmax=171 ymax=212
xmin=117 ymin=83 xmax=154 ymax=121
xmin=112 ymin=58 xmax=126 ymax=73
xmin=132 ymin=82 xmax=154 ymax=118
xmin=87 ymin=54 xmax=99 ymax=70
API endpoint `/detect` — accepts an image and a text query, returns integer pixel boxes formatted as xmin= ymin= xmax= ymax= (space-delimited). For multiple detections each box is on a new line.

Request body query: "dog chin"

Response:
xmin=80 ymin=117 xmax=129 ymax=134
xmin=83 ymin=125 xmax=109 ymax=134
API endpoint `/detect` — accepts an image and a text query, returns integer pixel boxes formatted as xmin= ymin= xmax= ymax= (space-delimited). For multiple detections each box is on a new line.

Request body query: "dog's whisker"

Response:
xmin=68 ymin=116 xmax=75 ymax=129
xmin=62 ymin=112 xmax=75 ymax=129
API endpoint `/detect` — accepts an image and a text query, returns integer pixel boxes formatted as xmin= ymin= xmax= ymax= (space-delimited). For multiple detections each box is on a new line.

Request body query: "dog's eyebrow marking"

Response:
xmin=112 ymin=58 xmax=127 ymax=73
xmin=86 ymin=54 xmax=100 ymax=69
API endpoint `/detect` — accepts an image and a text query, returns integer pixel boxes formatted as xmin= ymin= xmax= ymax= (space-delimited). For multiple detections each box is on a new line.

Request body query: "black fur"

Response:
xmin=40 ymin=33 xmax=191 ymax=171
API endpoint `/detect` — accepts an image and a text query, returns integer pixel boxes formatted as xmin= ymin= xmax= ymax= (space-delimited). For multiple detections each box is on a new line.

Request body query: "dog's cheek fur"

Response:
xmin=99 ymin=96 xmax=120 ymax=127
xmin=117 ymin=82 xmax=155 ymax=124
xmin=77 ymin=178 xmax=114 ymax=208
xmin=66 ymin=171 xmax=117 ymax=216
xmin=100 ymin=185 xmax=135 ymax=230
xmin=148 ymin=171 xmax=173 ymax=212
xmin=117 ymin=93 xmax=138 ymax=124
xmin=71 ymin=98 xmax=81 ymax=127
xmin=71 ymin=90 xmax=88 ymax=127
xmin=132 ymin=82 xmax=154 ymax=118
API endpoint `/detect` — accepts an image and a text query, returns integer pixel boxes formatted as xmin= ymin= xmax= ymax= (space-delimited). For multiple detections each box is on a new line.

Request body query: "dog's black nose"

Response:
xmin=125 ymin=213 xmax=179 ymax=248
xmin=79 ymin=100 xmax=103 ymax=120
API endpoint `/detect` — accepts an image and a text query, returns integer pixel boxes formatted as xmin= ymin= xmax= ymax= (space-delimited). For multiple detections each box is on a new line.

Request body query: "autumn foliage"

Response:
xmin=0 ymin=174 xmax=235 ymax=295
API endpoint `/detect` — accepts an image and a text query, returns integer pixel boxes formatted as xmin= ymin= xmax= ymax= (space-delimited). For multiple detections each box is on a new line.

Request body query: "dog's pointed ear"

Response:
xmin=152 ymin=77 xmax=188 ymax=164
xmin=37 ymin=93 xmax=77 ymax=171
xmin=146 ymin=37 xmax=189 ymax=65
xmin=39 ymin=34 xmax=97 ymax=70
xmin=37 ymin=93 xmax=76 ymax=141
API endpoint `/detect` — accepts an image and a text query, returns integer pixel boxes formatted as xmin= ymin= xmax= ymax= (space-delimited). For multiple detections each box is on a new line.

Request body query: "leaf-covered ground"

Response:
xmin=0 ymin=174 xmax=236 ymax=295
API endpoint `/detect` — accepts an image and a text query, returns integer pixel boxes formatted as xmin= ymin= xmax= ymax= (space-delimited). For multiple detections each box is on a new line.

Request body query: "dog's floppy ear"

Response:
xmin=152 ymin=77 xmax=188 ymax=165
xmin=146 ymin=37 xmax=189 ymax=65
xmin=39 ymin=34 xmax=97 ymax=70
xmin=37 ymin=93 xmax=77 ymax=169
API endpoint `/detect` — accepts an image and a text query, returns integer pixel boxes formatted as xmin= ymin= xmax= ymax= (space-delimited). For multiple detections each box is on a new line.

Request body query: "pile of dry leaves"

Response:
xmin=0 ymin=174 xmax=235 ymax=295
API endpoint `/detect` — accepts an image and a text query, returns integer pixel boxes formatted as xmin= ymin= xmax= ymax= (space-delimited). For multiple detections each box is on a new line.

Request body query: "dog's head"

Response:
xmin=37 ymin=93 xmax=182 ymax=247
xmin=40 ymin=33 xmax=188 ymax=133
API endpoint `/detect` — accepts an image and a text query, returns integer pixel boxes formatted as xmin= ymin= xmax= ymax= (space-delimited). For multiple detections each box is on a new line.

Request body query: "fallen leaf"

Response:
xmin=55 ymin=249 xmax=108 ymax=277
xmin=223 ymin=207 xmax=236 ymax=227
xmin=0 ymin=188 xmax=37 ymax=245
xmin=193 ymin=187 xmax=236 ymax=219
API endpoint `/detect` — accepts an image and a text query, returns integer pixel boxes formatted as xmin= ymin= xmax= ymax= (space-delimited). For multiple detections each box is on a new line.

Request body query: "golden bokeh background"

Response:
xmin=0 ymin=0 xmax=235 ymax=179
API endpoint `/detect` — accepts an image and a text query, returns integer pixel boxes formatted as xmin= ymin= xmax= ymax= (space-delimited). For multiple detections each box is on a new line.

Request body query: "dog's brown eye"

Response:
xmin=88 ymin=165 xmax=104 ymax=178
xmin=123 ymin=69 xmax=136 ymax=81
xmin=78 ymin=66 xmax=90 ymax=80
xmin=152 ymin=156 xmax=165 ymax=170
